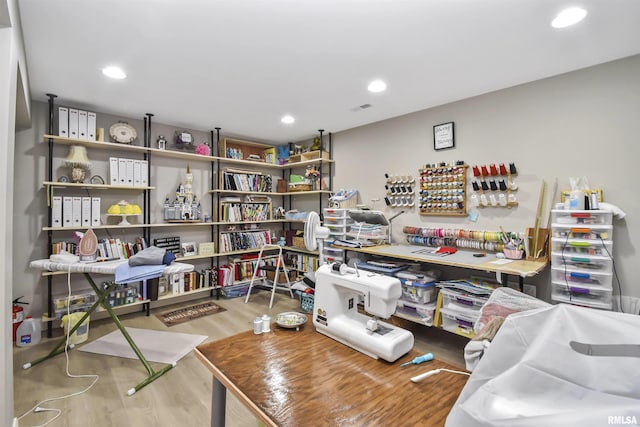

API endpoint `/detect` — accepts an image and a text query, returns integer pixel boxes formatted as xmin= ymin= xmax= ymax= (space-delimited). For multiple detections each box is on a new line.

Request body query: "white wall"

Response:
xmin=3 ymin=0 xmax=31 ymax=423
xmin=333 ymin=54 xmax=640 ymax=301
xmin=13 ymin=55 xmax=640 ymax=335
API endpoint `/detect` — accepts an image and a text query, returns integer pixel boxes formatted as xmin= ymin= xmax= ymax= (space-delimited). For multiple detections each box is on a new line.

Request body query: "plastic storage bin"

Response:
xmin=551 ymin=253 xmax=613 ymax=272
xmin=221 ymin=283 xmax=249 ymax=298
xmin=551 ymin=267 xmax=613 ymax=288
xmin=551 ymin=282 xmax=612 ymax=310
xmin=440 ymin=307 xmax=478 ymax=338
xmin=439 ymin=288 xmax=488 ymax=314
xmin=396 ymin=300 xmax=436 ymax=326
xmin=400 ymin=280 xmax=436 ymax=304
xmin=61 ymin=312 xmax=90 ymax=344
xmin=551 ymin=224 xmax=613 ymax=241
xmin=551 ymin=210 xmax=613 ymax=225
xmin=550 ymin=238 xmax=613 ymax=257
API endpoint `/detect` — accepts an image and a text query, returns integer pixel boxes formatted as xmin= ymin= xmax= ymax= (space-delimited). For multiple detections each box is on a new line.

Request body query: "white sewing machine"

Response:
xmin=313 ymin=263 xmax=414 ymax=362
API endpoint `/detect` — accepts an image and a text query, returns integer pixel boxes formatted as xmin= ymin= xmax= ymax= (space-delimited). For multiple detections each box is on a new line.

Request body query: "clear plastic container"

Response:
xmin=551 ymin=282 xmax=613 ymax=310
xmin=551 ymin=253 xmax=613 ymax=272
xmin=439 ymin=288 xmax=488 ymax=314
xmin=16 ymin=316 xmax=41 ymax=347
xmin=551 ymin=210 xmax=613 ymax=225
xmin=551 ymin=267 xmax=613 ymax=288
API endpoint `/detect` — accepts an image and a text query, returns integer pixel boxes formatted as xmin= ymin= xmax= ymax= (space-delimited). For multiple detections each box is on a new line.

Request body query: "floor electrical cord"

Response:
xmin=18 ymin=264 xmax=99 ymax=427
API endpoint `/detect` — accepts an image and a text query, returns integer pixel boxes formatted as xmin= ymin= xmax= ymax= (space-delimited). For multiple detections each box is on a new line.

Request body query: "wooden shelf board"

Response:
xmin=44 ymin=181 xmax=154 ymax=190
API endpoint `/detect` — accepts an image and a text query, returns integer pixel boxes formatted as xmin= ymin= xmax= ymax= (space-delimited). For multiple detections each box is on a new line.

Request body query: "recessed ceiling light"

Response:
xmin=101 ymin=66 xmax=126 ymax=79
xmin=281 ymin=115 xmax=295 ymax=124
xmin=368 ymin=80 xmax=387 ymax=93
xmin=551 ymin=7 xmax=587 ymax=28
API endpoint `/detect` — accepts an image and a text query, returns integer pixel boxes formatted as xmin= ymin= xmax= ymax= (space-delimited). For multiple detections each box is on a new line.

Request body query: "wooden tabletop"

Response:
xmin=195 ymin=325 xmax=468 ymax=427
xmin=345 ymin=244 xmax=547 ymax=277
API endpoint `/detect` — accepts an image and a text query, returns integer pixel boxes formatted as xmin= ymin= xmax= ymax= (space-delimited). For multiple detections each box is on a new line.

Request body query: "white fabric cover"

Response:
xmin=447 ymin=304 xmax=640 ymax=427
xmin=464 ymin=287 xmax=551 ymax=371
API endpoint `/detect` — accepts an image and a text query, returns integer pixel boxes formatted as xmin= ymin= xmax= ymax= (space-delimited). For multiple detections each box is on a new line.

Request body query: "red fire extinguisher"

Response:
xmin=12 ymin=296 xmax=28 ymax=342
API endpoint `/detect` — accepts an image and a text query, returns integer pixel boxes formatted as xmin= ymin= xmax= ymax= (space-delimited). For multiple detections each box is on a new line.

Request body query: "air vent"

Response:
xmin=351 ymin=104 xmax=372 ymax=112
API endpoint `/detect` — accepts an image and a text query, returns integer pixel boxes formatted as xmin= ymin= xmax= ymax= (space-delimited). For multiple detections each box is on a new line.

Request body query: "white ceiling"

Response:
xmin=17 ymin=0 xmax=640 ymax=142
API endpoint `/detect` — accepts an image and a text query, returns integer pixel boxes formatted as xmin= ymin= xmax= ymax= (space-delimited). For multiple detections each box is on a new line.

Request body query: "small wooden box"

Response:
xmin=266 ymin=270 xmax=290 ymax=283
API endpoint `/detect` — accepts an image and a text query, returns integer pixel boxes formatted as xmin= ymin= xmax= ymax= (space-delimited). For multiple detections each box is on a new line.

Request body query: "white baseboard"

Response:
xmin=613 ymin=295 xmax=640 ymax=315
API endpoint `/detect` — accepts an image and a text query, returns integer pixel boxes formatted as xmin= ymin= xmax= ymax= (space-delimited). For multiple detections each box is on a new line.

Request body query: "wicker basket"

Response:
xmin=292 ymin=236 xmax=306 ymax=249
xmin=289 ymin=183 xmax=312 ymax=192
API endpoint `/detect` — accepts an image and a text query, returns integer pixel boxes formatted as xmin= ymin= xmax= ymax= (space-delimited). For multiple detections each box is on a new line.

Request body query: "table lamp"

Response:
xmin=64 ymin=145 xmax=91 ymax=183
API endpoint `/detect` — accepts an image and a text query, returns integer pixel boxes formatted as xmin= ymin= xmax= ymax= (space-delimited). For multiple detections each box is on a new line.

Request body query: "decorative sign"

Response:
xmin=434 ymin=122 xmax=455 ymax=151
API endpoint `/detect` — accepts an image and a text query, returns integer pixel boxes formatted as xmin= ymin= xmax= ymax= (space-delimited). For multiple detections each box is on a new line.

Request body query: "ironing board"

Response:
xmin=28 ymin=259 xmax=194 ymax=395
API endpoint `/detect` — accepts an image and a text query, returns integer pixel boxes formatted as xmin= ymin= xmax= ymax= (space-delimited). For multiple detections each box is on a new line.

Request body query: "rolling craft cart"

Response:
xmin=550 ymin=209 xmax=614 ymax=310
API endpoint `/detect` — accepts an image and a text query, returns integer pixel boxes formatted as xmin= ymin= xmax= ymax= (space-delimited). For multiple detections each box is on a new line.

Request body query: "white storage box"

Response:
xmin=551 ymin=266 xmax=613 ymax=288
xmin=400 ymin=280 xmax=436 ymax=304
xmin=551 ymin=282 xmax=613 ymax=310
xmin=440 ymin=307 xmax=478 ymax=338
xmin=551 ymin=210 xmax=613 ymax=225
xmin=396 ymin=300 xmax=436 ymax=326
xmin=551 ymin=253 xmax=613 ymax=272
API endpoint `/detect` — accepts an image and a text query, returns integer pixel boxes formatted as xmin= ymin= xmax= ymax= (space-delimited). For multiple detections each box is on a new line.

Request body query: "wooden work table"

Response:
xmin=343 ymin=244 xmax=548 ymax=288
xmin=195 ymin=325 xmax=468 ymax=427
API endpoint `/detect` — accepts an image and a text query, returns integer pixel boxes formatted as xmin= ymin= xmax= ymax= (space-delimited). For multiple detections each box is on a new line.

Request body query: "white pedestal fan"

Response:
xmin=304 ymin=211 xmax=330 ymax=264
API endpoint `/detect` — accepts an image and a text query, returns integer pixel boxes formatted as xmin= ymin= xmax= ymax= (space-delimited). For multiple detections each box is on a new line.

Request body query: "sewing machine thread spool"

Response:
xmin=262 ymin=314 xmax=271 ymax=333
xmin=254 ymin=317 xmax=263 ymax=334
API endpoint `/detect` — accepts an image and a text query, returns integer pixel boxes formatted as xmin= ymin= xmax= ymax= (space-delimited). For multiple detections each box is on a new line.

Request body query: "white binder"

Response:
xmin=58 ymin=107 xmax=69 ymax=137
xmin=126 ymin=159 xmax=134 ymax=187
xmin=118 ymin=158 xmax=127 ymax=185
xmin=72 ymin=196 xmax=82 ymax=227
xmin=91 ymin=197 xmax=101 ymax=226
xmin=109 ymin=157 xmax=119 ymax=185
xmin=87 ymin=112 xmax=97 ymax=141
xmin=81 ymin=196 xmax=91 ymax=227
xmin=68 ymin=108 xmax=79 ymax=139
xmin=133 ymin=160 xmax=142 ymax=187
xmin=78 ymin=110 xmax=88 ymax=140
xmin=62 ymin=196 xmax=73 ymax=228
xmin=141 ymin=160 xmax=149 ymax=186
xmin=52 ymin=196 xmax=62 ymax=227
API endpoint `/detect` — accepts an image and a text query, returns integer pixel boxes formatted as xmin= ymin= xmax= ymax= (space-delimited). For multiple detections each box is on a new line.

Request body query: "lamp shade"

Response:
xmin=64 ymin=145 xmax=91 ymax=169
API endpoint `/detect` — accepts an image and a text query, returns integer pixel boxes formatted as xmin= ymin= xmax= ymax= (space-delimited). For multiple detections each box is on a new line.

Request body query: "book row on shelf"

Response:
xmin=159 ymin=270 xmax=216 ymax=296
xmin=219 ymin=230 xmax=272 ymax=253
xmin=222 ymin=169 xmax=273 ymax=192
xmin=220 ymin=202 xmax=271 ymax=222
xmin=52 ymin=236 xmax=148 ymax=260
xmin=285 ymin=253 xmax=320 ymax=273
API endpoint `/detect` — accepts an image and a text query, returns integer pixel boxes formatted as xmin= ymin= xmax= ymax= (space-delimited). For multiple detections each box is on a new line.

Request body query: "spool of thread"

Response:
xmin=262 ymin=314 xmax=271 ymax=333
xmin=254 ymin=317 xmax=263 ymax=334
xmin=590 ymin=192 xmax=599 ymax=210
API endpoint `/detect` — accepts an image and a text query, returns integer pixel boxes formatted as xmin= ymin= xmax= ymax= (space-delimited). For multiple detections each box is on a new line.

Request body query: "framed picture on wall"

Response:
xmin=434 ymin=122 xmax=455 ymax=150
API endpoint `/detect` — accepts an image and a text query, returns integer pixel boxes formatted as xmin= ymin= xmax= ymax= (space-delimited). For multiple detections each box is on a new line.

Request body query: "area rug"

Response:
xmin=78 ymin=328 xmax=207 ymax=364
xmin=155 ymin=301 xmax=226 ymax=327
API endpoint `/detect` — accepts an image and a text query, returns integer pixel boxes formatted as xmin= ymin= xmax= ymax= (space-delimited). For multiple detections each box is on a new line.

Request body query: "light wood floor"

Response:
xmin=13 ymin=291 xmax=467 ymax=427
